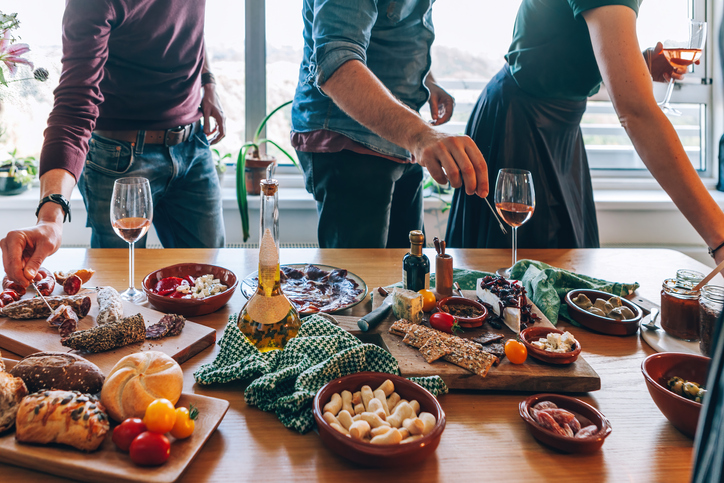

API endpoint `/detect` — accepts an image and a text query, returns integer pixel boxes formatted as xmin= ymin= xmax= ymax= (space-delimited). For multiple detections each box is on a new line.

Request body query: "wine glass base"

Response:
xmin=660 ymin=104 xmax=682 ymax=117
xmin=496 ymin=267 xmax=512 ymax=279
xmin=119 ymin=287 xmax=147 ymax=305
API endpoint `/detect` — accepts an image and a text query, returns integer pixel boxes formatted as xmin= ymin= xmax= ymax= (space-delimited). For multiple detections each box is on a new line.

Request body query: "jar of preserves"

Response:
xmin=699 ymin=285 xmax=724 ymax=356
xmin=660 ymin=269 xmax=705 ymax=341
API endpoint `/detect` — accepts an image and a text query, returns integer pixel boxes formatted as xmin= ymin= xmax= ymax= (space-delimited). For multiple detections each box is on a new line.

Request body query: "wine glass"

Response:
xmin=111 ymin=177 xmax=153 ymax=304
xmin=494 ymin=169 xmax=535 ymax=278
xmin=658 ymin=20 xmax=707 ymax=116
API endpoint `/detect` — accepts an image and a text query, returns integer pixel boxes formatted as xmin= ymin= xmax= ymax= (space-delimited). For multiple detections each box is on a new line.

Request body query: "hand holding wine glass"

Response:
xmin=658 ymin=19 xmax=706 ymax=116
xmin=111 ymin=177 xmax=153 ymax=304
xmin=494 ymin=169 xmax=535 ymax=278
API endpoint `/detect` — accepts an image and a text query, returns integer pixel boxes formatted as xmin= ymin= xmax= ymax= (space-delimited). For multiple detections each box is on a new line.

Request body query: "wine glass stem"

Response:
xmin=661 ymin=78 xmax=675 ymax=106
xmin=128 ymin=241 xmax=135 ymax=291
xmin=512 ymin=226 xmax=518 ymax=270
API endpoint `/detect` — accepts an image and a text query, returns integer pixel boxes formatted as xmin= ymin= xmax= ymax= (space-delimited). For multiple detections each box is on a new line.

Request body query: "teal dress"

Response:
xmin=446 ymin=0 xmax=640 ymax=249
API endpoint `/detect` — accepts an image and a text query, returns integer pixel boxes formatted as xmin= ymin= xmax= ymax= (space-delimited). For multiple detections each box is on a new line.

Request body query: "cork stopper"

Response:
xmin=260 ymin=179 xmax=279 ymax=196
xmin=409 ymin=230 xmax=425 ymax=246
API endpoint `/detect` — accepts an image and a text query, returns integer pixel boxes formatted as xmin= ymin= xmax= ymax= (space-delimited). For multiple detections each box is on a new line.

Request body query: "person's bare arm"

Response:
xmin=0 ymin=169 xmax=75 ymax=285
xmin=320 ymin=59 xmax=488 ymax=197
xmin=425 ymin=71 xmax=455 ymax=126
xmin=200 ymin=46 xmax=226 ymax=144
xmin=584 ymin=6 xmax=724 ymax=263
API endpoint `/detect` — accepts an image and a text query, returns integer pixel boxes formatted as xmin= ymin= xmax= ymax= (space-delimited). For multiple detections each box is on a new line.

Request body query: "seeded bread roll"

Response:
xmin=15 ymin=390 xmax=109 ymax=451
xmin=10 ymin=352 xmax=105 ymax=394
xmin=0 ymin=370 xmax=28 ymax=433
xmin=100 ymin=351 xmax=183 ymax=422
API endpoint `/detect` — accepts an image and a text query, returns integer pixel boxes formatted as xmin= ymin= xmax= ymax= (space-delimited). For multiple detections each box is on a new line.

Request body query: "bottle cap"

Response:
xmin=409 ymin=230 xmax=425 ymax=245
xmin=260 ymin=178 xmax=279 ymax=196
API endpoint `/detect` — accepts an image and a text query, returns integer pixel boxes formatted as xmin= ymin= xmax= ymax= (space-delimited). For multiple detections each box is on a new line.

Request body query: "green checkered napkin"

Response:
xmin=193 ymin=314 xmax=448 ymax=433
xmin=427 ymin=259 xmax=639 ymax=326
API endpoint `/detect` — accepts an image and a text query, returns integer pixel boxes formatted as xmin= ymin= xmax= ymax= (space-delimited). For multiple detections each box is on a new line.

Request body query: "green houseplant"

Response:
xmin=237 ymin=100 xmax=299 ymax=242
xmin=0 ymin=149 xmax=37 ymax=195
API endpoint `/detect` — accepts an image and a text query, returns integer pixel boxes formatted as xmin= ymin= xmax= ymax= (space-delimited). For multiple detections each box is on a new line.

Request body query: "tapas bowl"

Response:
xmin=564 ymin=289 xmax=643 ymax=336
xmin=436 ymin=296 xmax=488 ymax=328
xmin=519 ymin=326 xmax=582 ymax=365
xmin=641 ymin=352 xmax=710 ymax=438
xmin=519 ymin=393 xmax=612 ymax=454
xmin=313 ymin=371 xmax=446 ymax=467
xmin=142 ymin=263 xmax=238 ymax=317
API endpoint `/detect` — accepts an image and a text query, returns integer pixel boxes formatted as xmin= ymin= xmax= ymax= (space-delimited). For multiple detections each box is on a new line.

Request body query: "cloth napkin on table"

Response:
xmin=428 ymin=259 xmax=639 ymax=326
xmin=193 ymin=314 xmax=448 ymax=434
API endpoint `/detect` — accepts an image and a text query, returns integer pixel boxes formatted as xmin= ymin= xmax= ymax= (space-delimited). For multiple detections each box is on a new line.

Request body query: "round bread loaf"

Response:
xmin=9 ymin=352 xmax=105 ymax=394
xmin=100 ymin=351 xmax=183 ymax=422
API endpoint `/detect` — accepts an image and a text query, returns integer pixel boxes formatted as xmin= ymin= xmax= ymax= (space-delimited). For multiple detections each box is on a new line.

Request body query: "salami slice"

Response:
xmin=46 ymin=304 xmax=79 ymax=328
xmin=58 ymin=318 xmax=78 ymax=338
xmin=165 ymin=314 xmax=186 ymax=336
xmin=145 ymin=314 xmax=186 ymax=340
xmin=145 ymin=322 xmax=171 ymax=340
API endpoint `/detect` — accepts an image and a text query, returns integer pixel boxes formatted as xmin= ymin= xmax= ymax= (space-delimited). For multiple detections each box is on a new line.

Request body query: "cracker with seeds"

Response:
xmin=389 ymin=319 xmax=415 ymax=336
xmin=443 ymin=339 xmax=497 ymax=377
xmin=402 ymin=327 xmax=434 ymax=348
xmin=419 ymin=336 xmax=453 ymax=363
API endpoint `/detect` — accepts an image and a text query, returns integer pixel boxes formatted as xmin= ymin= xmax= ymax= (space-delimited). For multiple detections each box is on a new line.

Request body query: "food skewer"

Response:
xmin=453 ymin=282 xmax=463 ymax=297
xmin=31 ymin=282 xmax=54 ymax=312
xmin=693 ymin=258 xmax=724 ymax=291
xmin=433 ymin=237 xmax=441 ymax=255
xmin=485 ymin=198 xmax=507 ymax=234
xmin=441 ymin=240 xmax=446 ymax=257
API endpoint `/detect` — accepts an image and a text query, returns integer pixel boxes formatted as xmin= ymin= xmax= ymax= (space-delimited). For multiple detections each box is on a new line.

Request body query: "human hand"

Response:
xmin=0 ymin=221 xmax=63 ymax=287
xmin=201 ymin=84 xmax=226 ymax=145
xmin=411 ymin=130 xmax=488 ymax=197
xmin=426 ymin=81 xmax=455 ymax=126
xmin=645 ymin=42 xmax=691 ymax=83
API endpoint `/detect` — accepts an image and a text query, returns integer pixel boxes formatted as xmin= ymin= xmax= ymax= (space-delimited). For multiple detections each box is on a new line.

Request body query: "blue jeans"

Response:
xmin=78 ymin=125 xmax=225 ymax=248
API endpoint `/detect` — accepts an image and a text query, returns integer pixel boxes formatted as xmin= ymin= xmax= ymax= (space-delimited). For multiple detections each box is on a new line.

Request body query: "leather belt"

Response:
xmin=94 ymin=120 xmax=199 ymax=146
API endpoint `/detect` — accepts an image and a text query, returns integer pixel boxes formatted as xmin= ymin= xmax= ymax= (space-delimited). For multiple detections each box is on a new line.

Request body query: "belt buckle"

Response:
xmin=164 ymin=124 xmax=190 ymax=147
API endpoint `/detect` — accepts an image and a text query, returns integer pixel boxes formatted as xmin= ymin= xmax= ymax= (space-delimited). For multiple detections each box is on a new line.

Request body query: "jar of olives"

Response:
xmin=660 ymin=269 xmax=704 ymax=341
xmin=699 ymin=285 xmax=724 ymax=356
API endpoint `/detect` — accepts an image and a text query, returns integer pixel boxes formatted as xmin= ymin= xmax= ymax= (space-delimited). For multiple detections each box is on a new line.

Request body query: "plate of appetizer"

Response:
xmin=240 ymin=264 xmax=368 ymax=314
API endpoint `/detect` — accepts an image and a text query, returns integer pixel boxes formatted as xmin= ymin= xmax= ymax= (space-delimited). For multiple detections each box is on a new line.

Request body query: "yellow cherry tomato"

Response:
xmin=505 ymin=339 xmax=528 ymax=365
xmin=143 ymin=398 xmax=177 ymax=434
xmin=418 ymin=289 xmax=437 ymax=312
xmin=170 ymin=405 xmax=198 ymax=440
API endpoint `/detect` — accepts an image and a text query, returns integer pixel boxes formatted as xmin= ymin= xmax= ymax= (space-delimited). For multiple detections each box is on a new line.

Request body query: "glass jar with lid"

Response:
xmin=699 ymin=285 xmax=724 ymax=356
xmin=660 ymin=269 xmax=705 ymax=341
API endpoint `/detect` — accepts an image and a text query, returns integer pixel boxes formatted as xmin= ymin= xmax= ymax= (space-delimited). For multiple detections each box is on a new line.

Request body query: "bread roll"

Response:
xmin=101 ymin=351 xmax=183 ymax=422
xmin=15 ymin=390 xmax=109 ymax=451
xmin=10 ymin=352 xmax=105 ymax=394
xmin=0 ymin=371 xmax=28 ymax=433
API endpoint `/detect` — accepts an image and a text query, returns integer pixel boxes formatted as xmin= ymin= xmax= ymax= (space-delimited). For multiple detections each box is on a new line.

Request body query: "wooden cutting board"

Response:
xmin=334 ymin=290 xmax=600 ymax=393
xmin=0 ymin=291 xmax=215 ymax=375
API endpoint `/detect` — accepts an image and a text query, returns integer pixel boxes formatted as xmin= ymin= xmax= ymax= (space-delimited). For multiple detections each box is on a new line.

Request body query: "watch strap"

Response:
xmin=36 ymin=194 xmax=71 ymax=223
xmin=708 ymin=240 xmax=724 ymax=259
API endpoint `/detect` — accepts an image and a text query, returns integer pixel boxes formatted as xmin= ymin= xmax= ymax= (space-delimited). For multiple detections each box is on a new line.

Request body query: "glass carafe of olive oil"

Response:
xmin=237 ymin=179 xmax=302 ymax=351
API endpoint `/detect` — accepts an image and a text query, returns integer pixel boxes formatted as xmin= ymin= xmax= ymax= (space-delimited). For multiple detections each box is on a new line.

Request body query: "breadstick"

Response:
xmin=349 ymin=420 xmax=371 ymax=441
xmin=360 ymin=385 xmax=374 ymax=411
xmin=330 ymin=422 xmax=349 ymax=435
xmin=360 ymin=412 xmax=390 ymax=428
xmin=374 ymin=409 xmax=387 ymax=421
xmin=401 ymin=434 xmax=424 ymax=444
xmin=399 ymin=428 xmax=410 ymax=440
xmin=368 ymin=398 xmax=384 ymax=414
xmin=371 ymin=428 xmax=402 ymax=445
xmin=323 ymin=393 xmax=342 ymax=415
xmin=402 ymin=417 xmax=425 ymax=435
xmin=352 ymin=391 xmax=362 ymax=405
xmin=419 ymin=412 xmax=436 ymax=435
xmin=409 ymin=400 xmax=420 ymax=415
xmin=352 ymin=414 xmax=362 ymax=422
xmin=323 ymin=412 xmax=341 ymax=427
xmin=375 ymin=379 xmax=395 ymax=397
xmin=387 ymin=392 xmax=401 ymax=412
xmin=373 ymin=389 xmax=391 ymax=416
xmin=341 ymin=390 xmax=354 ymax=415
xmin=354 ymin=403 xmax=366 ymax=415
xmin=370 ymin=425 xmax=392 ymax=437
xmin=387 ymin=401 xmax=414 ymax=428
xmin=337 ymin=409 xmax=354 ymax=430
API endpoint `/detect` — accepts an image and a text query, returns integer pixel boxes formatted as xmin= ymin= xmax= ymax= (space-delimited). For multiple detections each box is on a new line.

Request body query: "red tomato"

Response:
xmin=129 ymin=431 xmax=171 ymax=466
xmin=112 ymin=418 xmax=147 ymax=452
xmin=429 ymin=312 xmax=461 ymax=334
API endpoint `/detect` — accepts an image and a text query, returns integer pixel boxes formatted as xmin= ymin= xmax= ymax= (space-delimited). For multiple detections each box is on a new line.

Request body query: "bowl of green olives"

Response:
xmin=564 ymin=289 xmax=643 ymax=336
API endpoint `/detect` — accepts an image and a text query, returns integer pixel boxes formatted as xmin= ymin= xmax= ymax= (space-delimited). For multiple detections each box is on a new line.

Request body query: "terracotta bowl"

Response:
xmin=436 ymin=296 xmax=488 ymax=328
xmin=519 ymin=326 xmax=582 ymax=365
xmin=142 ymin=263 xmax=238 ymax=317
xmin=313 ymin=371 xmax=446 ymax=467
xmin=519 ymin=393 xmax=612 ymax=453
xmin=641 ymin=352 xmax=710 ymax=438
xmin=564 ymin=289 xmax=643 ymax=336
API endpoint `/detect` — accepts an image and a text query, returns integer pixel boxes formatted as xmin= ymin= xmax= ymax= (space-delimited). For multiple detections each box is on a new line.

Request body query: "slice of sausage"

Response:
xmin=35 ymin=267 xmax=56 ymax=296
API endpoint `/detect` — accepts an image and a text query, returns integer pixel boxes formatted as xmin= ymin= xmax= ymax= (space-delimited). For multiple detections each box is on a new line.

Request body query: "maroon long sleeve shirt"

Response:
xmin=40 ymin=0 xmax=206 ymax=180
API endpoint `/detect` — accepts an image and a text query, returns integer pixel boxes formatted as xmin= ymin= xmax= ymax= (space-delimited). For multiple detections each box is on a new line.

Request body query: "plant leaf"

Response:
xmin=258 ymin=138 xmax=301 ymax=172
xmin=236 ymin=145 xmax=251 ymax=242
xmin=253 ymin=100 xmax=292 ymax=144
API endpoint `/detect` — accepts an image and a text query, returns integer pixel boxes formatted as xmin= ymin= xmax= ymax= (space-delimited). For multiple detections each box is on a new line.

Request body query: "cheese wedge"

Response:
xmin=503 ymin=307 xmax=521 ymax=334
xmin=476 ymin=278 xmax=502 ymax=317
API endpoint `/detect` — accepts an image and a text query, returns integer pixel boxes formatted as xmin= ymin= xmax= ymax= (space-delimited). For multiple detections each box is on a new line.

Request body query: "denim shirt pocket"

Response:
xmin=384 ymin=0 xmax=419 ymax=24
xmin=86 ymin=135 xmax=134 ymax=176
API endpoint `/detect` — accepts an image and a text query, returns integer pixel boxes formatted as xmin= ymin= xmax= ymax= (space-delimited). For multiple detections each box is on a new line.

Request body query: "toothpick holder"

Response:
xmin=435 ymin=254 xmax=454 ymax=298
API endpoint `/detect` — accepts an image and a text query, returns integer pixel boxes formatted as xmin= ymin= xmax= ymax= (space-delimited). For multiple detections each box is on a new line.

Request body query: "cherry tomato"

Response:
xmin=112 ymin=418 xmax=147 ymax=452
xmin=505 ymin=339 xmax=528 ymax=364
xmin=170 ymin=404 xmax=199 ymax=440
xmin=143 ymin=398 xmax=177 ymax=434
xmin=418 ymin=289 xmax=436 ymax=312
xmin=429 ymin=311 xmax=461 ymax=334
xmin=129 ymin=431 xmax=171 ymax=466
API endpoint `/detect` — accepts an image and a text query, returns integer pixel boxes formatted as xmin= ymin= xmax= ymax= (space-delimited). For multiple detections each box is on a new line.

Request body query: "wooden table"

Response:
xmin=1 ymin=248 xmax=717 ymax=482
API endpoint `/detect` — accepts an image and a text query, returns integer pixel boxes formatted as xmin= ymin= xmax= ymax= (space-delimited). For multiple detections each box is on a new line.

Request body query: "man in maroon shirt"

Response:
xmin=1 ymin=0 xmax=226 ymax=286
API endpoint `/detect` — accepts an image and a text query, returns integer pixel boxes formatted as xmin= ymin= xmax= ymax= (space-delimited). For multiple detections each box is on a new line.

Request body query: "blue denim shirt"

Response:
xmin=291 ymin=0 xmax=435 ymax=160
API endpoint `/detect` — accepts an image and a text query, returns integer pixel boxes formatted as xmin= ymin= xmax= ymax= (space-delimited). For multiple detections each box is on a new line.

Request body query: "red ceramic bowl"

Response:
xmin=564 ymin=289 xmax=643 ymax=336
xmin=313 ymin=371 xmax=446 ymax=467
xmin=142 ymin=263 xmax=238 ymax=317
xmin=641 ymin=352 xmax=710 ymax=438
xmin=519 ymin=393 xmax=612 ymax=453
xmin=436 ymin=296 xmax=488 ymax=327
xmin=519 ymin=326 xmax=582 ymax=365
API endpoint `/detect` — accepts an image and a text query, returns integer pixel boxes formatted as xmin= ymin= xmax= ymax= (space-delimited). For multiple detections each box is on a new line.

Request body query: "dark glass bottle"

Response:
xmin=403 ymin=230 xmax=430 ymax=291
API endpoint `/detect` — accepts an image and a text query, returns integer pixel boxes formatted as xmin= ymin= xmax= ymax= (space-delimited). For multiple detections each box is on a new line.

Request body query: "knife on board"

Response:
xmin=358 ymin=288 xmax=394 ymax=332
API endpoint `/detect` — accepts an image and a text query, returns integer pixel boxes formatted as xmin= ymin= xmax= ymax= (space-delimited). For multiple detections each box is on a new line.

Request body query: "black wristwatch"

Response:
xmin=708 ymin=240 xmax=724 ymax=259
xmin=36 ymin=194 xmax=71 ymax=223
